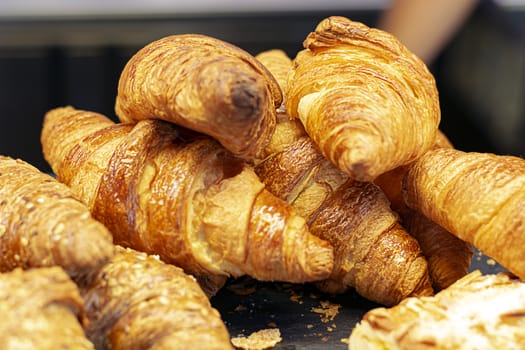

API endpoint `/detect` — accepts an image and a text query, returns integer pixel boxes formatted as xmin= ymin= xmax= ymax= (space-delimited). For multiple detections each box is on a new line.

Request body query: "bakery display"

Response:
xmin=0 ymin=13 xmax=522 ymax=349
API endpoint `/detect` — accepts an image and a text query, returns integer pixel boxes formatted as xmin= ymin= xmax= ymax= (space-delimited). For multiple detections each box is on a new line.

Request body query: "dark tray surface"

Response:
xmin=212 ymin=249 xmax=506 ymax=349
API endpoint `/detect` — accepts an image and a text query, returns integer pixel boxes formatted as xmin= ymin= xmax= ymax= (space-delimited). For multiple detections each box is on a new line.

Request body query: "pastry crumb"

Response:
xmin=311 ymin=300 xmax=341 ymax=323
xmin=231 ymin=328 xmax=282 ymax=350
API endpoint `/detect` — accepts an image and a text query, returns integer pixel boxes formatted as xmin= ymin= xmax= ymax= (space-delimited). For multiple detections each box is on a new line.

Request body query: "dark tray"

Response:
xmin=212 ymin=249 xmax=506 ymax=349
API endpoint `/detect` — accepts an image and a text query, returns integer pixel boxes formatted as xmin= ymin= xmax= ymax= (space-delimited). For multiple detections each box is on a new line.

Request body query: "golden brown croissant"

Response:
xmin=0 ymin=155 xmax=114 ymax=285
xmin=285 ymin=16 xmax=441 ymax=181
xmin=254 ymin=48 xmax=433 ymax=305
xmin=401 ymin=210 xmax=474 ymax=292
xmin=255 ymin=126 xmax=432 ymax=306
xmin=255 ymin=49 xmax=292 ymax=94
xmin=115 ymin=34 xmax=282 ymax=160
xmin=41 ymin=106 xmax=333 ymax=289
xmin=349 ymin=270 xmax=525 ymax=349
xmin=374 ymin=130 xmax=454 ymax=213
xmin=375 ymin=131 xmax=474 ymax=291
xmin=254 ymin=49 xmax=307 ymax=161
xmin=0 ymin=267 xmax=94 ymax=350
xmin=403 ymin=147 xmax=525 ymax=281
xmin=83 ymin=246 xmax=233 ymax=350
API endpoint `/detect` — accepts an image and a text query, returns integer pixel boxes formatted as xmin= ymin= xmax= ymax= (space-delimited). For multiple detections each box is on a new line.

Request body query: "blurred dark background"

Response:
xmin=0 ymin=0 xmax=524 ymax=173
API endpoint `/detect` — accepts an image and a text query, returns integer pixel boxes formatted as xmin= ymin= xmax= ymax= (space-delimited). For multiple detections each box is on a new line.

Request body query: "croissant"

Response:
xmin=0 ymin=267 xmax=94 ymax=350
xmin=285 ymin=16 xmax=440 ymax=181
xmin=252 ymin=70 xmax=431 ymax=306
xmin=0 ymin=155 xmax=114 ymax=285
xmin=41 ymin=106 xmax=333 ymax=290
xmin=255 ymin=49 xmax=292 ymax=94
xmin=375 ymin=131 xmax=474 ymax=291
xmin=256 ymin=146 xmax=432 ymax=305
xmin=115 ymin=34 xmax=282 ymax=160
xmin=254 ymin=49 xmax=307 ymax=161
xmin=82 ymin=246 xmax=233 ymax=350
xmin=403 ymin=147 xmax=525 ymax=281
xmin=349 ymin=270 xmax=525 ymax=349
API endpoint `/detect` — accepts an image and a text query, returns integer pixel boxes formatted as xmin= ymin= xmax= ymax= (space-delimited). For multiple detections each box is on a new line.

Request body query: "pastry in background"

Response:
xmin=349 ymin=270 xmax=525 ymax=349
xmin=0 ymin=155 xmax=114 ymax=286
xmin=83 ymin=246 xmax=233 ymax=350
xmin=0 ymin=267 xmax=94 ymax=350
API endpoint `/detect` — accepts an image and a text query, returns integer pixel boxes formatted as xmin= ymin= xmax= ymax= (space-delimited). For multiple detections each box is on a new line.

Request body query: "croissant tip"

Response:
xmin=230 ymin=81 xmax=263 ymax=120
xmin=305 ymin=240 xmax=335 ymax=281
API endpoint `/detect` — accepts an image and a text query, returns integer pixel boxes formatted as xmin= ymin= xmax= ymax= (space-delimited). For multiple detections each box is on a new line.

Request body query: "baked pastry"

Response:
xmin=255 ymin=48 xmax=433 ymax=306
xmin=375 ymin=131 xmax=474 ymax=291
xmin=0 ymin=155 xmax=114 ymax=285
xmin=115 ymin=34 xmax=282 ymax=160
xmin=286 ymin=16 xmax=440 ymax=181
xmin=403 ymin=147 xmax=525 ymax=281
xmin=41 ymin=106 xmax=334 ymax=291
xmin=0 ymin=267 xmax=94 ymax=349
xmin=349 ymin=270 xmax=525 ymax=349
xmin=83 ymin=246 xmax=233 ymax=350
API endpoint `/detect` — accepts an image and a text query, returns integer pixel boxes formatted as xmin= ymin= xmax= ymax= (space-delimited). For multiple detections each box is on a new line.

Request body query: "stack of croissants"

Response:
xmin=1 ymin=15 xmax=524 ymax=349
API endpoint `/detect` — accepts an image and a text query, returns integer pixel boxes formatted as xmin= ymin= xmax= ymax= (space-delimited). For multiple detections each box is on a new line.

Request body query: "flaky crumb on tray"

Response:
xmin=311 ymin=300 xmax=341 ymax=323
xmin=231 ymin=328 xmax=282 ymax=350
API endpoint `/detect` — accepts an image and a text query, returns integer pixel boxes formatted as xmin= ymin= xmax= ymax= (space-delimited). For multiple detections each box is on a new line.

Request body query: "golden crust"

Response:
xmin=0 ymin=267 xmax=93 ymax=349
xmin=83 ymin=246 xmax=233 ymax=350
xmin=349 ymin=271 xmax=525 ymax=349
xmin=374 ymin=130 xmax=473 ymax=292
xmin=286 ymin=16 xmax=440 ymax=181
xmin=42 ymin=106 xmax=333 ymax=285
xmin=255 ymin=129 xmax=433 ymax=305
xmin=115 ymin=34 xmax=281 ymax=160
xmin=0 ymin=155 xmax=114 ymax=285
xmin=403 ymin=148 xmax=525 ymax=281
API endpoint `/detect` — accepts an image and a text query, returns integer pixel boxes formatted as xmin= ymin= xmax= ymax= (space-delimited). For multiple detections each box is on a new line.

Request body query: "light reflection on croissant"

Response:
xmin=41 ymin=106 xmax=334 ymax=294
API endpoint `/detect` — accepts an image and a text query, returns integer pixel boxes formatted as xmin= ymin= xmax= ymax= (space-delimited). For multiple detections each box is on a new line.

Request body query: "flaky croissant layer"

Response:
xmin=403 ymin=147 xmax=525 ymax=281
xmin=0 ymin=267 xmax=94 ymax=350
xmin=115 ymin=34 xmax=282 ymax=160
xmin=286 ymin=16 xmax=440 ymax=181
xmin=83 ymin=247 xmax=233 ymax=350
xmin=0 ymin=155 xmax=114 ymax=286
xmin=41 ymin=106 xmax=334 ymax=289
